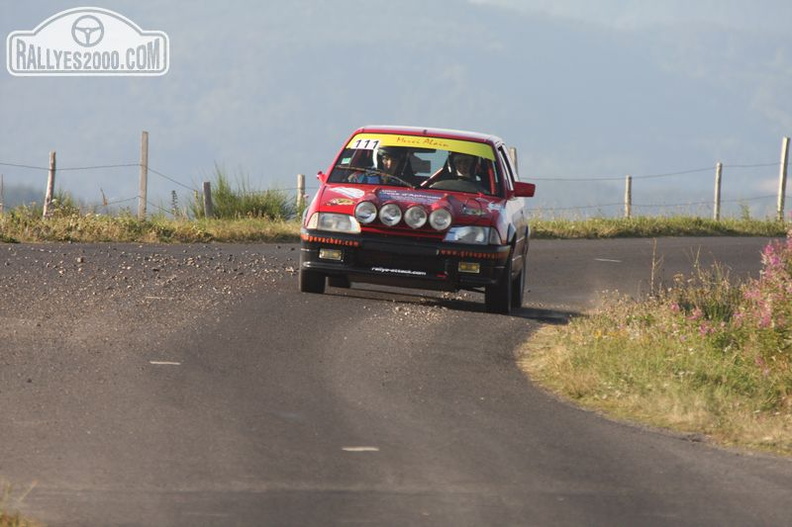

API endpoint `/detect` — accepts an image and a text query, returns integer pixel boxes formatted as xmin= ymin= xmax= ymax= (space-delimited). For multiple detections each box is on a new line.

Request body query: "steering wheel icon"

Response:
xmin=71 ymin=15 xmax=104 ymax=47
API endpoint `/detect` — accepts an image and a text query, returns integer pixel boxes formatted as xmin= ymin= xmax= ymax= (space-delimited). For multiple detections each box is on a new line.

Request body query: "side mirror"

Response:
xmin=513 ymin=181 xmax=535 ymax=198
xmin=317 ymin=171 xmax=329 ymax=183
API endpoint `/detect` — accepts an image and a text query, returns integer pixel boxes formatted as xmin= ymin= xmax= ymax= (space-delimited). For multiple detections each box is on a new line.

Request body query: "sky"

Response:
xmin=1 ymin=0 xmax=790 ymax=218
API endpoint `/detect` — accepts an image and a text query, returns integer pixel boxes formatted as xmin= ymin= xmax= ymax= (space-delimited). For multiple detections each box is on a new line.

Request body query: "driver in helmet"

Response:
xmin=348 ymin=145 xmax=415 ymax=186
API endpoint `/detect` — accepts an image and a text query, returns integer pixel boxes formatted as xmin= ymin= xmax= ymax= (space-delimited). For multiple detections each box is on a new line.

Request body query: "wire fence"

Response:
xmin=0 ymin=159 xmax=309 ymax=217
xmin=529 ymin=160 xmax=789 ymax=219
xmin=0 ymin=140 xmax=789 ymax=221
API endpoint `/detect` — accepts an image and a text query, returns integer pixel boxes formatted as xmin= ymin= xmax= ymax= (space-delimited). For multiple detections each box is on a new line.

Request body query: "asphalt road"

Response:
xmin=1 ymin=238 xmax=791 ymax=526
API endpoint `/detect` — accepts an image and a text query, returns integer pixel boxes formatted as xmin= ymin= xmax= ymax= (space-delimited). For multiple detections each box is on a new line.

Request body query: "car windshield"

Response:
xmin=328 ymin=134 xmax=503 ymax=196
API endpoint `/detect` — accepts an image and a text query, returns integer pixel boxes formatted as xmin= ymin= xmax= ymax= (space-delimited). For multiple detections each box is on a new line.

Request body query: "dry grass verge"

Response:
xmin=0 ymin=211 xmax=787 ymax=244
xmin=1 ymin=481 xmax=41 ymax=527
xmin=520 ymin=230 xmax=792 ymax=456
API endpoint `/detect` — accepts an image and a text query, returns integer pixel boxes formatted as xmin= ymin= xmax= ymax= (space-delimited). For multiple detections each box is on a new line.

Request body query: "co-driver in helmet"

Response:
xmin=448 ymin=152 xmax=481 ymax=182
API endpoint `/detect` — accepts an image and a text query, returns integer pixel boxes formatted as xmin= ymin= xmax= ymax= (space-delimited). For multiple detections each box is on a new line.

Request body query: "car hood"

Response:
xmin=316 ymin=185 xmax=505 ymax=226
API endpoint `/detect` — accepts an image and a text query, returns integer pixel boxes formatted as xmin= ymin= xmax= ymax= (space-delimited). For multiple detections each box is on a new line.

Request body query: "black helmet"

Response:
xmin=449 ymin=152 xmax=478 ymax=173
xmin=375 ymin=145 xmax=406 ymax=170
xmin=377 ymin=145 xmax=405 ymax=160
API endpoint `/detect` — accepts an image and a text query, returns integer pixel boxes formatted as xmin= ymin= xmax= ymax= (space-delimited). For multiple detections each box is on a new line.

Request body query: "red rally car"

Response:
xmin=299 ymin=125 xmax=536 ymax=314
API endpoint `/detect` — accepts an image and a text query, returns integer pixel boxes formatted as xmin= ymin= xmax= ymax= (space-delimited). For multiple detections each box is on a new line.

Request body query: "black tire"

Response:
xmin=511 ymin=262 xmax=525 ymax=309
xmin=327 ymin=275 xmax=351 ymax=288
xmin=299 ymin=268 xmax=326 ymax=294
xmin=485 ymin=256 xmax=512 ymax=314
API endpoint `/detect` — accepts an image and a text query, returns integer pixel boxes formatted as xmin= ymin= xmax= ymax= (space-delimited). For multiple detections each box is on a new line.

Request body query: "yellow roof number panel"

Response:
xmin=347 ymin=133 xmax=495 ymax=161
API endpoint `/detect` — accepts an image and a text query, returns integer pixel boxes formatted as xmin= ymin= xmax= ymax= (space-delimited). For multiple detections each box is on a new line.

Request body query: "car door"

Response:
xmin=496 ymin=145 xmax=528 ymax=272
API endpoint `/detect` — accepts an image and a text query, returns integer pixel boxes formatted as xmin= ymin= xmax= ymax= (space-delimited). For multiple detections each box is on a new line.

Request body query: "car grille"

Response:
xmin=356 ymin=243 xmax=444 ymax=274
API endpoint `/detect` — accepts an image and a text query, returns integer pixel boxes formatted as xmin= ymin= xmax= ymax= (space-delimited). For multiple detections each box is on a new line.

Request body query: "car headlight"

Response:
xmin=354 ymin=201 xmax=378 ymax=224
xmin=379 ymin=203 xmax=402 ymax=226
xmin=307 ymin=212 xmax=361 ymax=233
xmin=404 ymin=205 xmax=428 ymax=229
xmin=429 ymin=208 xmax=452 ymax=231
xmin=443 ymin=226 xmax=494 ymax=244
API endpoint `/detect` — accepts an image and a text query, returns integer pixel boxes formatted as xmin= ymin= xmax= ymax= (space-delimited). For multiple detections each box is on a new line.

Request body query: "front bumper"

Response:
xmin=300 ymin=230 xmax=510 ymax=291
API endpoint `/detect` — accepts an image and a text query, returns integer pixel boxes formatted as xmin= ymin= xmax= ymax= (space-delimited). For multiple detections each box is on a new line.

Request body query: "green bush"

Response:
xmin=189 ymin=166 xmax=295 ymax=220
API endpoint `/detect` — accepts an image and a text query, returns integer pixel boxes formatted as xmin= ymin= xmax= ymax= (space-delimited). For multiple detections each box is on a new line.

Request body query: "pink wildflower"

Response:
xmin=754 ymin=355 xmax=771 ymax=378
xmin=699 ymin=322 xmax=715 ymax=336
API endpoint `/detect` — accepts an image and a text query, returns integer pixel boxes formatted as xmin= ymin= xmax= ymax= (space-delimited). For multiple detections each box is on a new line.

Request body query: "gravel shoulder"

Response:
xmin=0 ymin=242 xmax=300 ymax=463
xmin=0 ymin=242 xmax=298 ymax=337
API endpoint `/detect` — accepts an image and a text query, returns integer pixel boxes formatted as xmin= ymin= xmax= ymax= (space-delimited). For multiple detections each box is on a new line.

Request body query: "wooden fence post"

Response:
xmin=202 ymin=181 xmax=214 ymax=218
xmin=138 ymin=131 xmax=149 ymax=220
xmin=714 ymin=162 xmax=723 ymax=221
xmin=508 ymin=146 xmax=519 ymax=175
xmin=43 ymin=151 xmax=56 ymax=218
xmin=778 ymin=136 xmax=789 ymax=222
xmin=296 ymin=173 xmax=306 ymax=215
xmin=624 ymin=175 xmax=632 ymax=219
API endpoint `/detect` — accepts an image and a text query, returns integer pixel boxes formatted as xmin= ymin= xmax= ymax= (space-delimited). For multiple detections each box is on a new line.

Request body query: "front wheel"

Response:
xmin=485 ymin=257 xmax=513 ymax=314
xmin=299 ymin=268 xmax=326 ymax=293
xmin=511 ymin=263 xmax=525 ymax=309
xmin=327 ymin=275 xmax=351 ymax=288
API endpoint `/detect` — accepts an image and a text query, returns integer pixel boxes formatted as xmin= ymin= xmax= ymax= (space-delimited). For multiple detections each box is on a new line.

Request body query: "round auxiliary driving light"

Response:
xmin=404 ymin=205 xmax=428 ymax=229
xmin=379 ymin=203 xmax=402 ymax=226
xmin=354 ymin=201 xmax=378 ymax=224
xmin=429 ymin=208 xmax=452 ymax=231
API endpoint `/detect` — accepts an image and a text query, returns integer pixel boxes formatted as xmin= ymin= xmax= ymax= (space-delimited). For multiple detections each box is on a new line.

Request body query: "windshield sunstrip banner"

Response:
xmin=347 ymin=134 xmax=495 ymax=160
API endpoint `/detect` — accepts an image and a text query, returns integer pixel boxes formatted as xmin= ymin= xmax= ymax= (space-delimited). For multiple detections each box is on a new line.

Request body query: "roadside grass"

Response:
xmin=0 ymin=512 xmax=40 ymax=527
xmin=530 ymin=215 xmax=787 ymax=238
xmin=0 ymin=208 xmax=302 ymax=243
xmin=0 ymin=167 xmax=298 ymax=243
xmin=521 ymin=228 xmax=792 ymax=456
xmin=0 ymin=207 xmax=788 ymax=243
xmin=1 ymin=481 xmax=40 ymax=527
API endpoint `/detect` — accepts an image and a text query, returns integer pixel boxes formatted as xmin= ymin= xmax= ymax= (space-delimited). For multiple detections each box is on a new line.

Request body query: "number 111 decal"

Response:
xmin=352 ymin=139 xmax=380 ymax=150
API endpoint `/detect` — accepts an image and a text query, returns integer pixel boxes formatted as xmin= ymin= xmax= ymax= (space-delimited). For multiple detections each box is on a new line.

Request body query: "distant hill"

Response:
xmin=0 ymin=2 xmax=788 ymax=218
xmin=2 ymin=185 xmax=41 ymax=210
